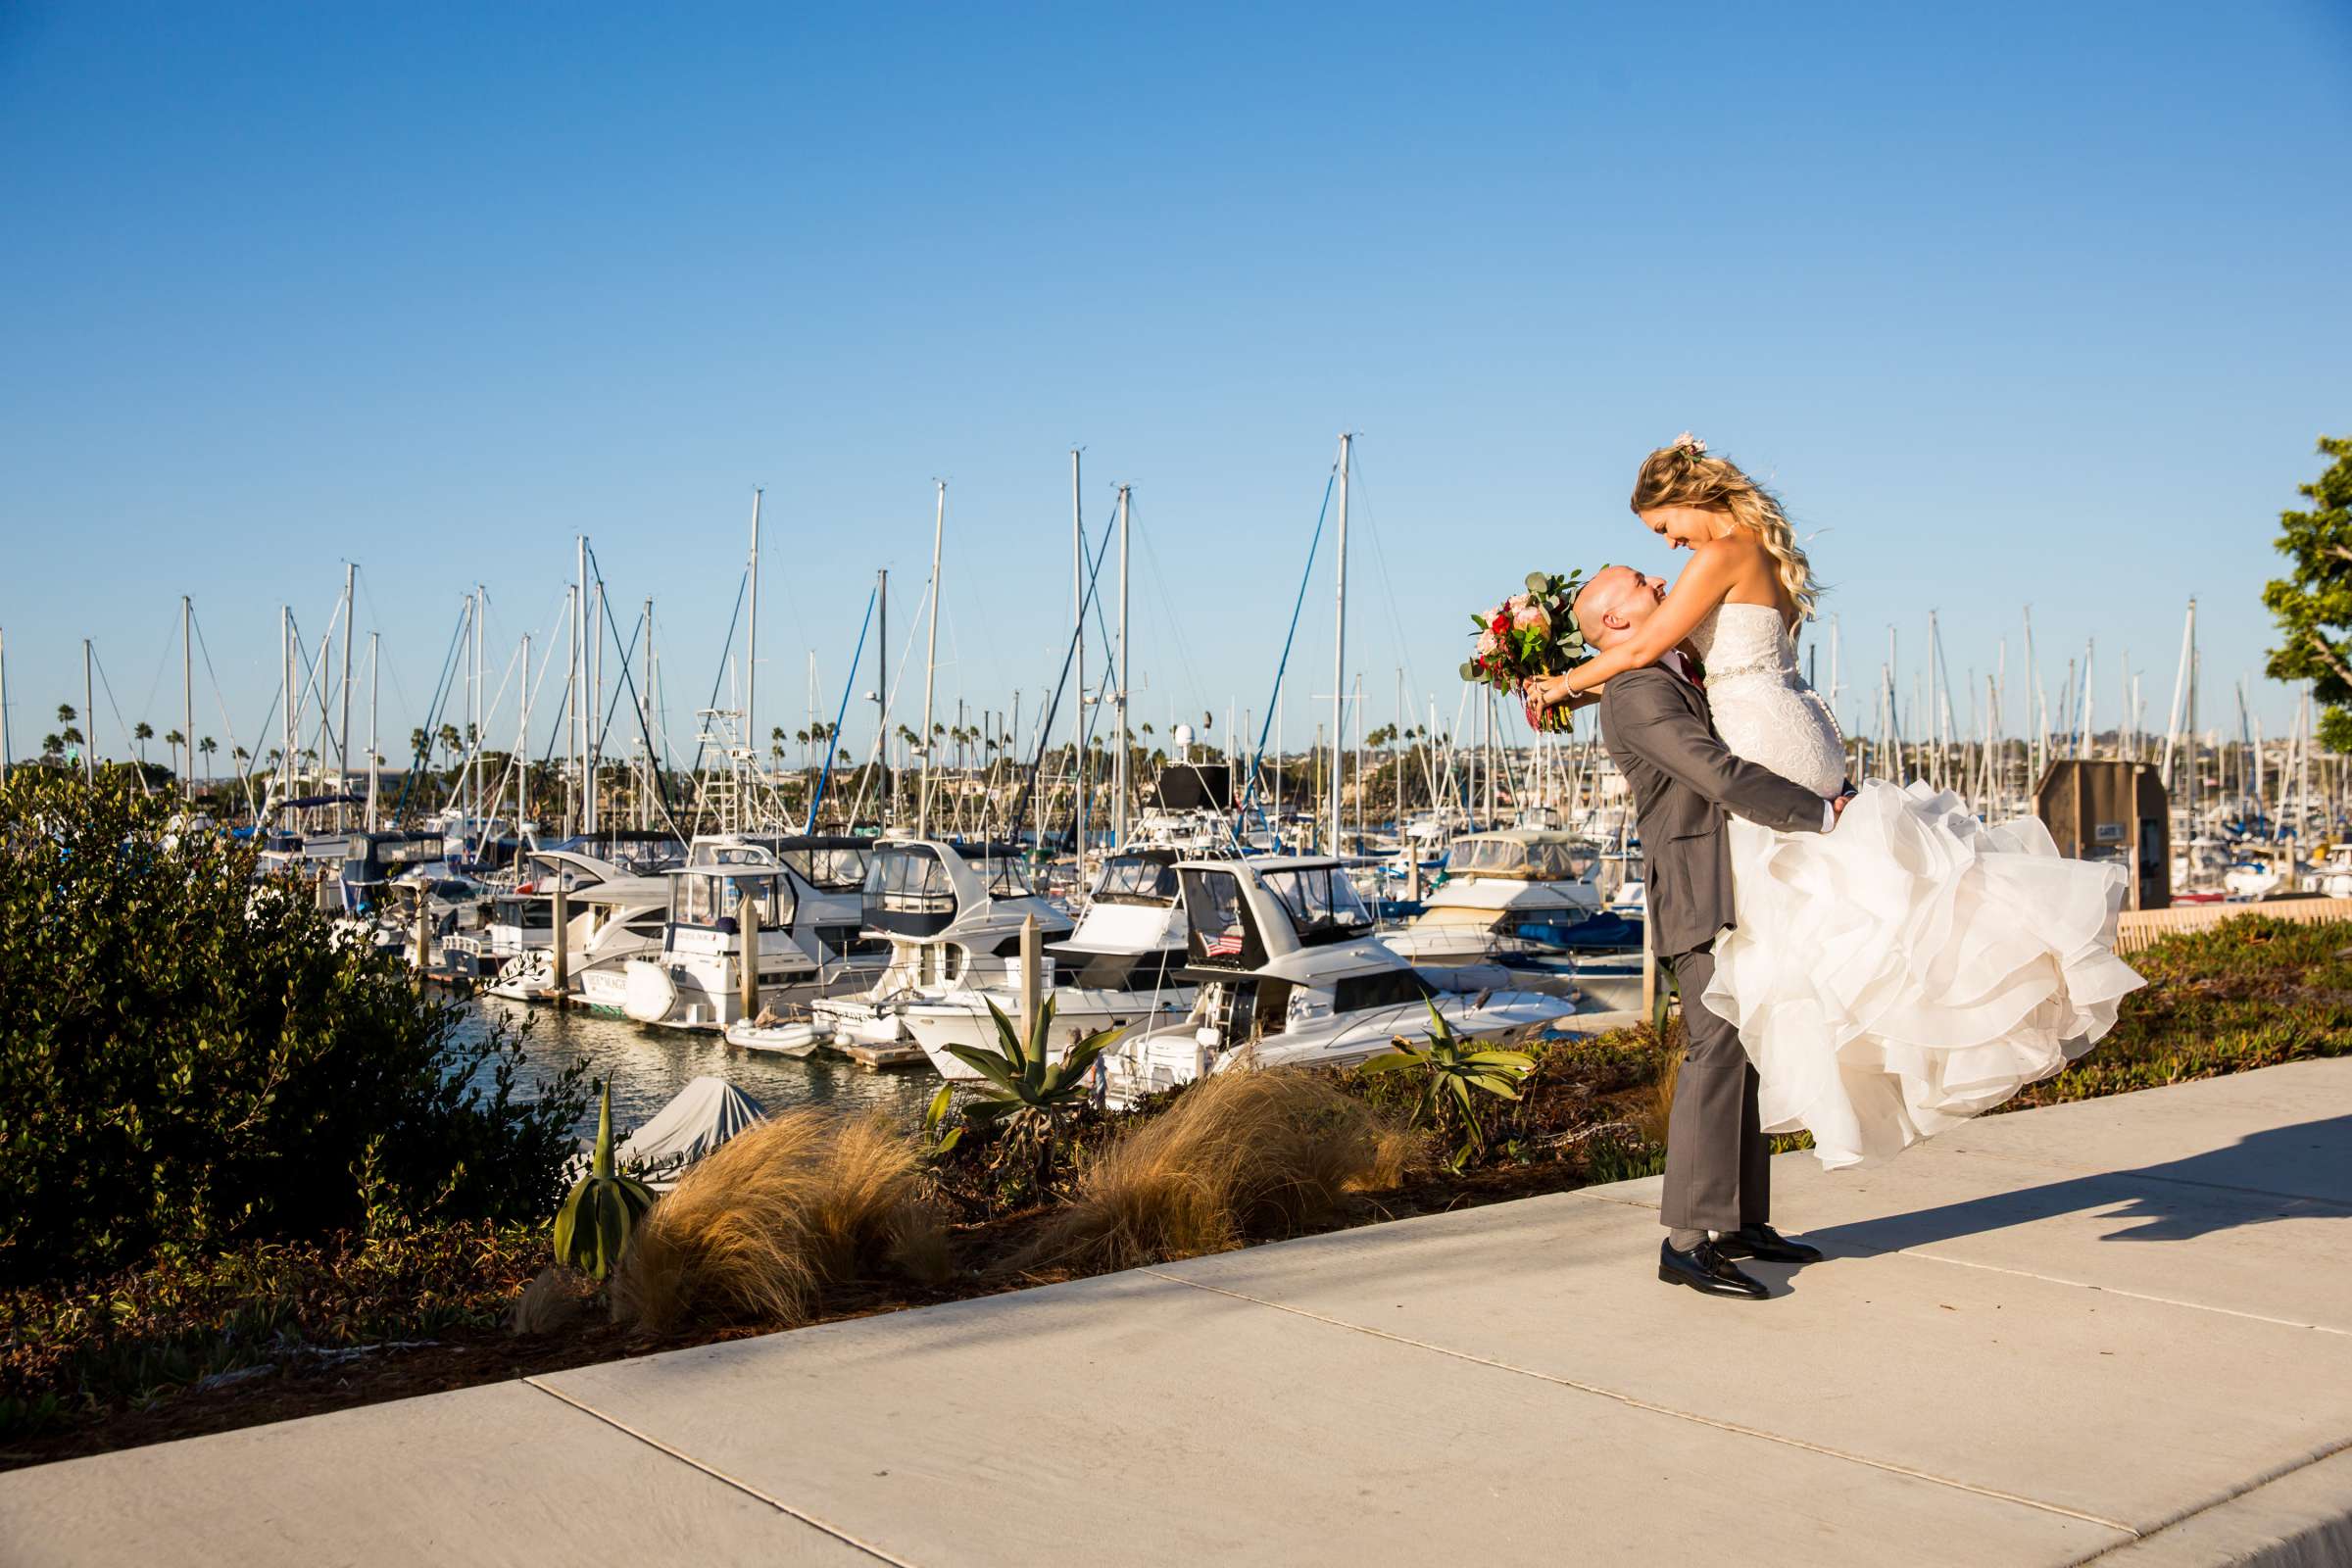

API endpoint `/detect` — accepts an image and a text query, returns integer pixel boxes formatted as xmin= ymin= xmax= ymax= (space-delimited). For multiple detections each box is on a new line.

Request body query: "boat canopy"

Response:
xmin=1091 ymin=850 xmax=1182 ymax=906
xmin=1448 ymin=832 xmax=1599 ymax=881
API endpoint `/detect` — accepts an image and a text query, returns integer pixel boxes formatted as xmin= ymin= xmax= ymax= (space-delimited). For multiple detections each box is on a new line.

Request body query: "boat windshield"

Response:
xmin=863 ymin=845 xmax=958 ymax=936
xmin=780 ymin=844 xmax=869 ymax=892
xmin=671 ymin=870 xmax=797 ymax=929
xmin=970 ymin=851 xmax=1035 ymax=899
xmin=1093 ymin=855 xmax=1180 ymax=906
xmin=1261 ymin=865 xmax=1373 ymax=942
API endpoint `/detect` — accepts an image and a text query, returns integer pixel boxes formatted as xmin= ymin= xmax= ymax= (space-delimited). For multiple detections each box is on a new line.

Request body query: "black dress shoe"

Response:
xmin=1716 ymin=1223 xmax=1824 ymax=1264
xmin=1658 ymin=1238 xmax=1770 ymax=1299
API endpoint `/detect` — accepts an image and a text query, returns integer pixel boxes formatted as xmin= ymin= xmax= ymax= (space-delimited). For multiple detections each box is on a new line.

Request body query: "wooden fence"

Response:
xmin=2114 ymin=898 xmax=2352 ymax=956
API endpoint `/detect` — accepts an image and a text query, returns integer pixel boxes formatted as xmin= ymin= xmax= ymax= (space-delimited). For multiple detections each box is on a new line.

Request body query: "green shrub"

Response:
xmin=0 ymin=770 xmax=588 ymax=1288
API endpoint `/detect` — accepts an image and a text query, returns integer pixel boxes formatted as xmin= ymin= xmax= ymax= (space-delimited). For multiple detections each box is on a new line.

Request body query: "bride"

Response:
xmin=1526 ymin=434 xmax=2144 ymax=1168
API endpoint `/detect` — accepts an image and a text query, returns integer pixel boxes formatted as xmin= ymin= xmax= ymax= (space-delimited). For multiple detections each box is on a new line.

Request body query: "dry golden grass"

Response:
xmin=1020 ymin=1067 xmax=1426 ymax=1274
xmin=612 ymin=1111 xmax=946 ymax=1334
xmin=509 ymin=1265 xmax=596 ymax=1337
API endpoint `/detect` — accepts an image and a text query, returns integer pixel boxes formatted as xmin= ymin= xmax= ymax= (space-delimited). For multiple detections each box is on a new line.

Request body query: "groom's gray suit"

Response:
xmin=1597 ymin=662 xmax=1831 ymax=1234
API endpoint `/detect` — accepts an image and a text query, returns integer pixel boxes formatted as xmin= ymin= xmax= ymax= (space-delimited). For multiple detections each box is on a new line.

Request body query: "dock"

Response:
xmin=5 ymin=1057 xmax=2347 ymax=1565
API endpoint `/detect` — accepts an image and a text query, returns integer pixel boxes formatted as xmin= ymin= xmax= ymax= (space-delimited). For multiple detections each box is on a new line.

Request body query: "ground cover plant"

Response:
xmin=3 ymin=911 xmax=2342 ymax=1467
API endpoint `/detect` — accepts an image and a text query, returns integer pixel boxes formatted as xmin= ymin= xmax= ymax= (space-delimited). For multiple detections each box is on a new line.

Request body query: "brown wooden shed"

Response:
xmin=2034 ymin=760 xmax=2171 ymax=910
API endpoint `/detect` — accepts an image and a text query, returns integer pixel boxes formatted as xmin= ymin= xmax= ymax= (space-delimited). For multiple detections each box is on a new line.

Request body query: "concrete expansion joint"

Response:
xmin=2069 ymin=1433 xmax=2352 ymax=1565
xmin=523 ymin=1376 xmax=923 ymax=1567
xmin=1137 ymin=1267 xmax=2139 ymax=1539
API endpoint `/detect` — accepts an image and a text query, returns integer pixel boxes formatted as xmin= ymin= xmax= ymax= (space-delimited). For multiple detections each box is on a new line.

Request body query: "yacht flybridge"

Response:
xmin=808 ymin=838 xmax=1074 ymax=1054
xmin=902 ymin=847 xmax=1202 ymax=1080
xmin=1098 ymin=855 xmax=1577 ymax=1107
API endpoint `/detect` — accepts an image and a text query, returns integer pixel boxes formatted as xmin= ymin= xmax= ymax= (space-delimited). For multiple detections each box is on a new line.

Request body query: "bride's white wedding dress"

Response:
xmin=1687 ymin=602 xmax=2144 ymax=1169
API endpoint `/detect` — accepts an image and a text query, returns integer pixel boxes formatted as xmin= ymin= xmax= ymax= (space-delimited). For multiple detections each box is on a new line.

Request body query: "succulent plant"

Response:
xmin=553 ymin=1081 xmax=658 ymax=1280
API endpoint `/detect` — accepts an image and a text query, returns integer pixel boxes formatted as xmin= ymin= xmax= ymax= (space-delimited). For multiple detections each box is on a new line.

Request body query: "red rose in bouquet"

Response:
xmin=1457 ymin=569 xmax=1592 ymax=733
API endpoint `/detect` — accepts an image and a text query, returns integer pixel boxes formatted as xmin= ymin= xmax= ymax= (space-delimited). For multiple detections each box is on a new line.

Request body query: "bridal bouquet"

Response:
xmin=1459 ymin=569 xmax=1591 ymax=733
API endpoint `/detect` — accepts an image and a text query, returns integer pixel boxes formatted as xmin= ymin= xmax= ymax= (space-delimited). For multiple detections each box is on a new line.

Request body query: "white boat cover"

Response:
xmin=612 ymin=1076 xmax=766 ymax=1183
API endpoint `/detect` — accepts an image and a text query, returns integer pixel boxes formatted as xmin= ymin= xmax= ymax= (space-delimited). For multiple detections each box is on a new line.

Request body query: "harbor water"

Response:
xmin=457 ymin=995 xmax=938 ymax=1140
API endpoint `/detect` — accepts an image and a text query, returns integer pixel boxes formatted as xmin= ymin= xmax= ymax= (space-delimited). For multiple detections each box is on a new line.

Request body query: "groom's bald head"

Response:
xmin=1573 ymin=565 xmax=1662 ymax=651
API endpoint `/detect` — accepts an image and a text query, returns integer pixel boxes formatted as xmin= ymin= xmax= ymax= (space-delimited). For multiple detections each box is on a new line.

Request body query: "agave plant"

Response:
xmin=1360 ymin=1000 xmax=1535 ymax=1169
xmin=938 ymin=998 xmax=1120 ymax=1181
xmin=553 ymin=1081 xmax=658 ymax=1280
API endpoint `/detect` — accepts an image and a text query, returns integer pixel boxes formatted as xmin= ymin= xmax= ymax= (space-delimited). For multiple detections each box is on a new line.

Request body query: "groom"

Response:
xmin=1570 ymin=566 xmax=1849 ymax=1300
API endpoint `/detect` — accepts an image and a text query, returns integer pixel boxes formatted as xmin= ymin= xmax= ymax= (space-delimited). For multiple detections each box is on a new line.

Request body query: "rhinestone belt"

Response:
xmin=1701 ymin=656 xmax=1791 ymax=683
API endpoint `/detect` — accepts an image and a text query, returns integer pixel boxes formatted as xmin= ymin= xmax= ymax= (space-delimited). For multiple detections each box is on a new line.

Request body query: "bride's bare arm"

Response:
xmin=1559 ymin=545 xmax=1740 ymax=696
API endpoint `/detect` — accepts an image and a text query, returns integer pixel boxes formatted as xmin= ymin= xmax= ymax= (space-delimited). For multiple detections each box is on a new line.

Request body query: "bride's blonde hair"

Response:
xmin=1631 ymin=441 xmax=1820 ymax=621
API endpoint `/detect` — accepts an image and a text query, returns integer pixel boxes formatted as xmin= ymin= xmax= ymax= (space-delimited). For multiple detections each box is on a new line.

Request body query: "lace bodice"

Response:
xmin=1688 ymin=603 xmax=1846 ymax=796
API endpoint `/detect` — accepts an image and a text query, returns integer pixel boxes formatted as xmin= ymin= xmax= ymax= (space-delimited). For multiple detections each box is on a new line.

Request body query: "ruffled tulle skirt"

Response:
xmin=1698 ymin=779 xmax=2145 ymax=1170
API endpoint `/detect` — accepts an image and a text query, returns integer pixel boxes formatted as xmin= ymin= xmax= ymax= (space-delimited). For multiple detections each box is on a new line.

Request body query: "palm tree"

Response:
xmin=165 ymin=727 xmax=186 ymax=779
xmin=133 ymin=721 xmax=154 ymax=765
xmin=198 ymin=737 xmax=218 ymax=781
xmin=40 ymin=732 xmax=61 ymax=761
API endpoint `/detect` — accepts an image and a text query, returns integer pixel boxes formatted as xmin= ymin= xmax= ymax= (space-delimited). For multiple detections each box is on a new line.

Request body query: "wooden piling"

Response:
xmin=550 ymin=882 xmax=569 ymax=1001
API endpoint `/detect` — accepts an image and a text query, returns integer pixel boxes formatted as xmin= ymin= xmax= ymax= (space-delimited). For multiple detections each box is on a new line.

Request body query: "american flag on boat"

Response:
xmin=1203 ymin=924 xmax=1245 ymax=957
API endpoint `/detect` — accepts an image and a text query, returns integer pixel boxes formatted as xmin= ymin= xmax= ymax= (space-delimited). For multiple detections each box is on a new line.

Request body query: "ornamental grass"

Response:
xmin=612 ymin=1110 xmax=947 ymax=1335
xmin=1020 ymin=1067 xmax=1425 ymax=1274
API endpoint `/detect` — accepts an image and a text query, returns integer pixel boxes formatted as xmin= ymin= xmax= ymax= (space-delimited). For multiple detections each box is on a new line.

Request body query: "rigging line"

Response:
xmin=1237 ymin=466 xmax=1339 ymax=830
xmin=1344 ymin=453 xmax=1422 ymax=720
xmin=804 ymin=586 xmax=877 ymax=833
xmin=841 ymin=573 xmax=940 ymax=831
xmin=680 ymin=567 xmax=751 ymax=784
xmin=354 ymin=569 xmax=425 ymax=739
xmin=135 ymin=603 xmax=179 ymax=736
xmin=391 ymin=606 xmax=471 ymax=823
xmin=1135 ymin=522 xmax=1208 ymax=729
xmin=1005 ymin=506 xmax=1120 ymax=847
xmin=584 ymin=549 xmax=679 ymax=827
xmin=86 ymin=647 xmax=150 ymax=794
xmin=186 ymin=611 xmax=260 ymax=816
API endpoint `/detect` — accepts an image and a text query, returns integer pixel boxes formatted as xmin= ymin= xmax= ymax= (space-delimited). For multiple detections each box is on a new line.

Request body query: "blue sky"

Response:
xmin=3 ymin=2 xmax=2348 ymax=771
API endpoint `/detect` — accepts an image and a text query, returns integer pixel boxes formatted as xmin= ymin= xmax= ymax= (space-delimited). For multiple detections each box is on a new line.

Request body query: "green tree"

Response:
xmin=2264 ymin=435 xmax=2352 ymax=750
xmin=133 ymin=720 xmax=154 ymax=764
xmin=0 ymin=770 xmax=588 ymax=1287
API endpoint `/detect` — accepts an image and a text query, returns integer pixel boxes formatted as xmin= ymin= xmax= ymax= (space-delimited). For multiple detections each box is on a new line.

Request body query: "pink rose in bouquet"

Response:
xmin=1459 ymin=569 xmax=1592 ymax=733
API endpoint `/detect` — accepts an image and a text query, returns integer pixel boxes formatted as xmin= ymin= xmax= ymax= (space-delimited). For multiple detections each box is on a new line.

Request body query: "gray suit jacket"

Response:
xmin=1598 ymin=664 xmax=1830 ymax=958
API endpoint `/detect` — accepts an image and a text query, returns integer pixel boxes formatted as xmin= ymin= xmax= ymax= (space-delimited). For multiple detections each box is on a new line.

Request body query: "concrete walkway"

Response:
xmin=6 ymin=1059 xmax=2351 ymax=1566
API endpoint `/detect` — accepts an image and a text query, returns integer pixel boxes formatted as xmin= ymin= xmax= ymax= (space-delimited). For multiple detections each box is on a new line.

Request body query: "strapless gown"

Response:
xmin=1685 ymin=602 xmax=2144 ymax=1168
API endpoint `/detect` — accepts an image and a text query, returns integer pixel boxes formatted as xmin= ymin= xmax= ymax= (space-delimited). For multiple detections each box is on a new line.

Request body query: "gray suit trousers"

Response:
xmin=1659 ymin=945 xmax=1769 ymax=1233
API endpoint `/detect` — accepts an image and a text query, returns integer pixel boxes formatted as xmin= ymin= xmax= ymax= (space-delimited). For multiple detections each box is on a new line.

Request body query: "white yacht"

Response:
xmin=1384 ymin=830 xmax=1605 ymax=999
xmin=1098 ymin=855 xmax=1577 ymax=1108
xmin=487 ymin=874 xmax=672 ymax=1006
xmin=901 ymin=847 xmax=1200 ymax=1080
xmin=618 ymin=861 xmax=838 ymax=1031
xmin=681 ymin=833 xmax=891 ymax=980
xmin=808 ymin=838 xmax=1074 ymax=1055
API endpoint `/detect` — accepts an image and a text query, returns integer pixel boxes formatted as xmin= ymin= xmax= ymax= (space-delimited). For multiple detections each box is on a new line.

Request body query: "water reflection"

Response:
xmin=456 ymin=997 xmax=937 ymax=1140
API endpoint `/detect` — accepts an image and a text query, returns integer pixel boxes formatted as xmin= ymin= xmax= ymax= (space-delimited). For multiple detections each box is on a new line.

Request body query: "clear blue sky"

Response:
xmin=3 ymin=2 xmax=2347 ymax=772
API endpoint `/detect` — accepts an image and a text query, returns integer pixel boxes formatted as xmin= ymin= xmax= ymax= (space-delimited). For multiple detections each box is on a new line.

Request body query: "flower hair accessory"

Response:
xmin=1669 ymin=430 xmax=1708 ymax=463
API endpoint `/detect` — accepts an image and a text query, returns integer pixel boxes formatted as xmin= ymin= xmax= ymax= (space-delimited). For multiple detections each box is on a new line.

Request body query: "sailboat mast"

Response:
xmin=1071 ymin=449 xmax=1086 ymax=867
xmin=746 ymin=487 xmax=762 ymax=789
xmin=339 ymin=564 xmax=355 ymax=825
xmin=917 ymin=480 xmax=945 ymax=839
xmin=368 ymin=631 xmax=380 ymax=832
xmin=280 ymin=607 xmax=293 ymax=803
xmin=1115 ymin=482 xmax=1131 ymax=852
xmin=81 ymin=638 xmax=95 ymax=784
xmin=1331 ymin=432 xmax=1350 ymax=856
xmin=179 ymin=596 xmax=195 ymax=803
xmin=0 ymin=625 xmax=10 ymax=787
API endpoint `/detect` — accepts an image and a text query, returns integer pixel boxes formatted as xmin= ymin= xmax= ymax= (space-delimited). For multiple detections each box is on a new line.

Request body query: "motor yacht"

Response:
xmin=1098 ymin=855 xmax=1576 ymax=1107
